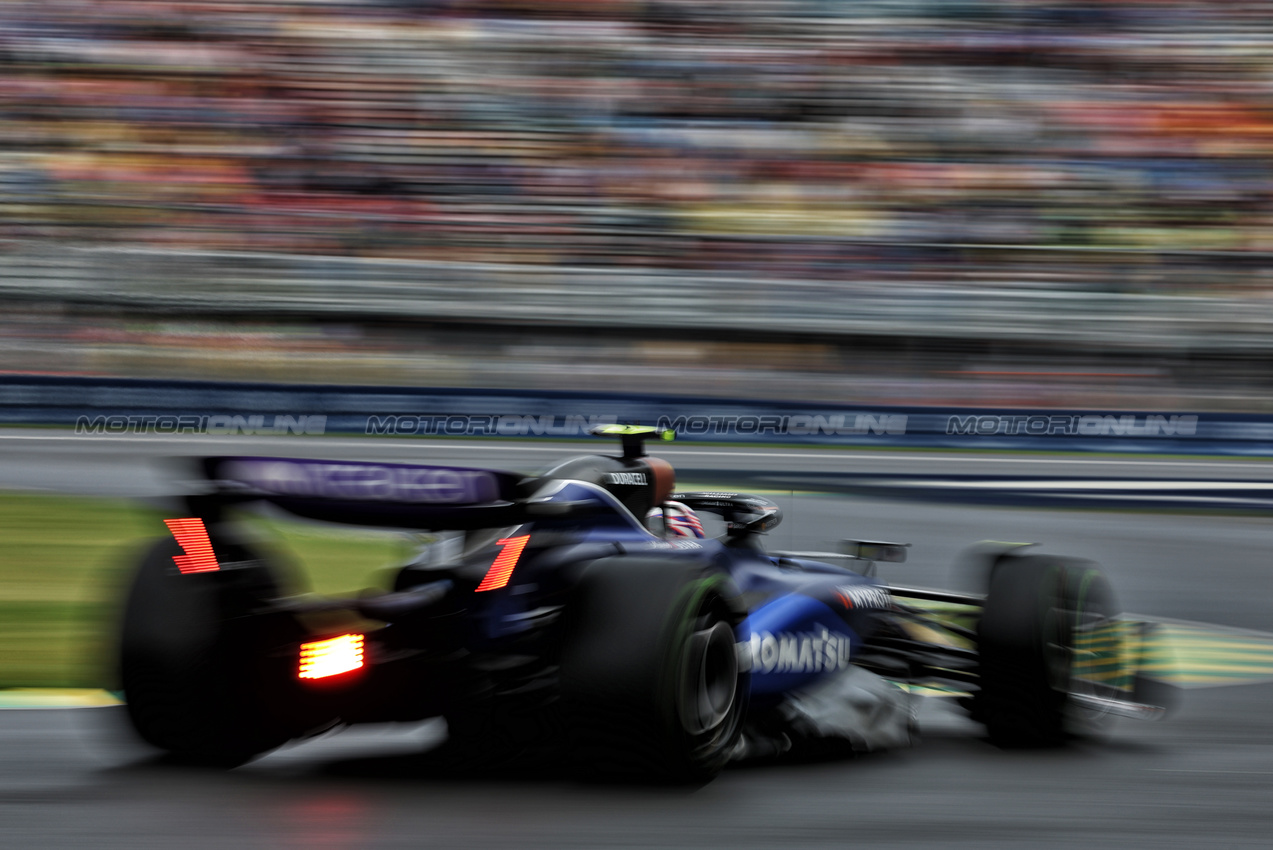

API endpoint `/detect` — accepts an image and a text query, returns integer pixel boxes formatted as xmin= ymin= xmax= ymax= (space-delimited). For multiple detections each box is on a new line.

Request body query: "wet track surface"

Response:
xmin=6 ymin=430 xmax=1273 ymax=499
xmin=2 ymin=432 xmax=1273 ymax=848
xmin=8 ymin=685 xmax=1273 ymax=850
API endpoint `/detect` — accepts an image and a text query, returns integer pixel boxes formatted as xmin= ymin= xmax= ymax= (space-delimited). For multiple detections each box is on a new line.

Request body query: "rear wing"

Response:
xmin=196 ymin=456 xmax=530 ymax=530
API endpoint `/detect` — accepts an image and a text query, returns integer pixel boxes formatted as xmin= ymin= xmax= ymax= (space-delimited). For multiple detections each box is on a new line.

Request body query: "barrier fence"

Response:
xmin=4 ymin=243 xmax=1273 ymax=352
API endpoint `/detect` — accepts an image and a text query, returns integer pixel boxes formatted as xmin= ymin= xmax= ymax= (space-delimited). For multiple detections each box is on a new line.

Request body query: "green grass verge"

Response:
xmin=0 ymin=491 xmax=410 ymax=688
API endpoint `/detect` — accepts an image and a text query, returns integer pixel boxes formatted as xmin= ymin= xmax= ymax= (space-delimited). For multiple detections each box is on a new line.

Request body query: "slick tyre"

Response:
xmin=119 ymin=529 xmax=305 ymax=767
xmin=559 ymin=556 xmax=748 ymax=783
xmin=974 ymin=555 xmax=1120 ymax=748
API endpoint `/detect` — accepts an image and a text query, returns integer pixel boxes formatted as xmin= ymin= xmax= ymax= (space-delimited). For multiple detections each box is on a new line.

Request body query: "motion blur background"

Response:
xmin=3 ymin=0 xmax=1273 ymax=408
xmin=6 ymin=12 xmax=1273 ymax=844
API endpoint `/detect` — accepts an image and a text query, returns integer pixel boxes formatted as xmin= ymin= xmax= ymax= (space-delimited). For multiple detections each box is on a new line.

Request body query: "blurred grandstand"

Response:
xmin=3 ymin=0 xmax=1273 ymax=408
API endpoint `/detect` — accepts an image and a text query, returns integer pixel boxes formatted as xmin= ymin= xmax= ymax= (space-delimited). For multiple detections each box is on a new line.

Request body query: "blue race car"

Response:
xmin=119 ymin=426 xmax=1173 ymax=781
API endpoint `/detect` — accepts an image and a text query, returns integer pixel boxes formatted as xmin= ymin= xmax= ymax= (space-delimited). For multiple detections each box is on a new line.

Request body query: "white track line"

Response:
xmin=891 ymin=480 xmax=1273 ymax=490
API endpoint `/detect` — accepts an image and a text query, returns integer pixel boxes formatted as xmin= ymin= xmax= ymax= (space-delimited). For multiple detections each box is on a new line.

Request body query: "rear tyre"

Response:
xmin=119 ymin=529 xmax=305 ymax=766
xmin=559 ymin=556 xmax=748 ymax=783
xmin=973 ymin=554 xmax=1121 ymax=748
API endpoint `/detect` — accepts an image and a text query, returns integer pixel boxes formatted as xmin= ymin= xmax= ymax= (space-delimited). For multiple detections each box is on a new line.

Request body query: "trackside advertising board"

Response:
xmin=2 ymin=376 xmax=1270 ymax=455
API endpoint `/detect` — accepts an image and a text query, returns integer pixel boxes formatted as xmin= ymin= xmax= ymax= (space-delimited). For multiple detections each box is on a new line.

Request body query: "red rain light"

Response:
xmin=475 ymin=535 xmax=530 ymax=592
xmin=163 ymin=518 xmax=220 ymax=574
xmin=299 ymin=634 xmax=365 ymax=680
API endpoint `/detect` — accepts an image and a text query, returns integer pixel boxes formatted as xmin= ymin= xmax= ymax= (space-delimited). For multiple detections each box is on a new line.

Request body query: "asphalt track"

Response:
xmin=3 ymin=432 xmax=1273 ymax=848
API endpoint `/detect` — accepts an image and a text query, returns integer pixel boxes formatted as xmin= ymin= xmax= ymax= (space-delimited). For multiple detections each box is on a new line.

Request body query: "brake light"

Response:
xmin=163 ymin=518 xmax=220 ymax=574
xmin=475 ymin=535 xmax=530 ymax=592
xmin=299 ymin=634 xmax=365 ymax=680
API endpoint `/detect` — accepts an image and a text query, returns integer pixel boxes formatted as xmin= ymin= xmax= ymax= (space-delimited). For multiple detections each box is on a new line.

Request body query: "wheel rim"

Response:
xmin=1064 ymin=578 xmax=1122 ymax=726
xmin=678 ymin=620 xmax=738 ymax=736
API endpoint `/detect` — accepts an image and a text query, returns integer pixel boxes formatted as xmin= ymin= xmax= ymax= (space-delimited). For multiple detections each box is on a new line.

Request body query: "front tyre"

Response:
xmin=559 ymin=556 xmax=748 ymax=783
xmin=973 ymin=554 xmax=1121 ymax=748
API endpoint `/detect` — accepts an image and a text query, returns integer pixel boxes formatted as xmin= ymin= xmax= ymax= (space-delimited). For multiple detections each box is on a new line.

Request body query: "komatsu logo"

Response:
xmin=742 ymin=628 xmax=852 ymax=675
xmin=605 ymin=472 xmax=647 ymax=486
xmin=946 ymin=414 xmax=1198 ymax=437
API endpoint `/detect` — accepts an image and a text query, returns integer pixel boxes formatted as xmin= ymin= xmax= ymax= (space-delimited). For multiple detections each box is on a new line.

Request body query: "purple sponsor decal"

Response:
xmin=220 ymin=458 xmax=502 ymax=504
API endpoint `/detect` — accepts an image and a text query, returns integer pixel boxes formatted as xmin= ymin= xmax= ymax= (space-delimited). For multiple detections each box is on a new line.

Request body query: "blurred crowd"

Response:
xmin=2 ymin=0 xmax=1273 ymax=292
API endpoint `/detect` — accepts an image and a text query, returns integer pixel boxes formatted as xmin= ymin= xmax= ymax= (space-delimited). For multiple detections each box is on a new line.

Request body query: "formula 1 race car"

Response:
xmin=118 ymin=426 xmax=1174 ymax=781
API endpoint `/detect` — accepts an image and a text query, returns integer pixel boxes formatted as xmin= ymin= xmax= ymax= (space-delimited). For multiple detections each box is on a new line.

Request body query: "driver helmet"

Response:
xmin=646 ymin=500 xmax=706 ymax=539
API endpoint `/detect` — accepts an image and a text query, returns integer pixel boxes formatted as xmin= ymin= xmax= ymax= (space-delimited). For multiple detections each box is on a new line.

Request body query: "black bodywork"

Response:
xmin=118 ymin=430 xmax=1175 ymax=778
